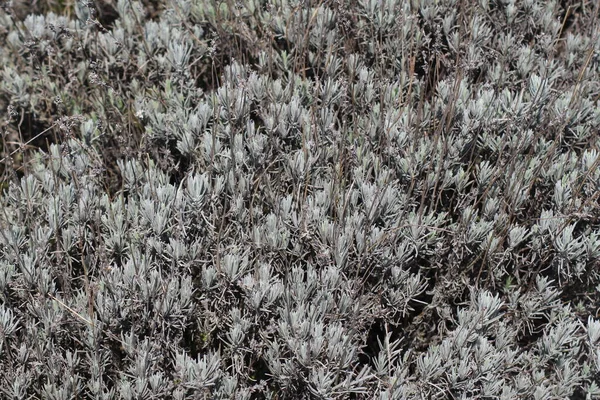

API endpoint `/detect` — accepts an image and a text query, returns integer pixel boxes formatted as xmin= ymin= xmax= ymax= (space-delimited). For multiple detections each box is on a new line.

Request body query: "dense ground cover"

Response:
xmin=1 ymin=0 xmax=600 ymax=398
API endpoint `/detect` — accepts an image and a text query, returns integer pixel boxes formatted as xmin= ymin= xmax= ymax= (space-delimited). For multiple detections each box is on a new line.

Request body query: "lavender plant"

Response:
xmin=1 ymin=0 xmax=600 ymax=398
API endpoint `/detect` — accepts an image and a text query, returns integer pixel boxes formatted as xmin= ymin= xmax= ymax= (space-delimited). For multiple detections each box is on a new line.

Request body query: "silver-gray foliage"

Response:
xmin=0 ymin=0 xmax=600 ymax=398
